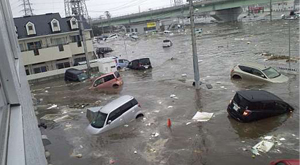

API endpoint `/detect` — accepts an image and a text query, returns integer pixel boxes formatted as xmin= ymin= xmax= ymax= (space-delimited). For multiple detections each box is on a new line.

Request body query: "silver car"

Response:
xmin=86 ymin=95 xmax=143 ymax=135
xmin=230 ymin=63 xmax=288 ymax=83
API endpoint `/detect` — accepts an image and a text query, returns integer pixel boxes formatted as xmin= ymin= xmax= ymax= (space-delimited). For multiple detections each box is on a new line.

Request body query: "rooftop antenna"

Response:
xmin=21 ymin=0 xmax=33 ymax=16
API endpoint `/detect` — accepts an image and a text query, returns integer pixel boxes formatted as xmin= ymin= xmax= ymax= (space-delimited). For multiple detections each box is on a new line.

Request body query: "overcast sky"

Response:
xmin=9 ymin=0 xmax=181 ymax=18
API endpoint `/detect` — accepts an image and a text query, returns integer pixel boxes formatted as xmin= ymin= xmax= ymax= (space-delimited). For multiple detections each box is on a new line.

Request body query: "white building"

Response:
xmin=14 ymin=13 xmax=94 ymax=80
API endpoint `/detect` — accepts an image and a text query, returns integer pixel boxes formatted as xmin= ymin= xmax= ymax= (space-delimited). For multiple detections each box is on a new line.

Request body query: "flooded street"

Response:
xmin=32 ymin=19 xmax=299 ymax=165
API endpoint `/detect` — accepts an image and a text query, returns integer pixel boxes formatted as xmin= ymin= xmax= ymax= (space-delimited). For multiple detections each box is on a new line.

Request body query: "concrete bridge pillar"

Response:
xmin=211 ymin=7 xmax=243 ymax=22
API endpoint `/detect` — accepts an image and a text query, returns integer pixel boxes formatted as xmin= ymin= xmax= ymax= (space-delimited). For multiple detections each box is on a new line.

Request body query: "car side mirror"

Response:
xmin=107 ymin=120 xmax=112 ymax=125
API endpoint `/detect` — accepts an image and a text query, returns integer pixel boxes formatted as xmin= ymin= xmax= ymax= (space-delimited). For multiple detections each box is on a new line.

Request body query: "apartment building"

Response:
xmin=14 ymin=13 xmax=94 ymax=80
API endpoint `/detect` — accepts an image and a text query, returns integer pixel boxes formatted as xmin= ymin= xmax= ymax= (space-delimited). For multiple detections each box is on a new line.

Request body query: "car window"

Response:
xmin=119 ymin=102 xmax=133 ymax=114
xmin=275 ymin=102 xmax=288 ymax=112
xmin=91 ymin=112 xmax=108 ymax=128
xmin=239 ymin=65 xmax=252 ymax=74
xmin=262 ymin=67 xmax=281 ymax=79
xmin=114 ymin=71 xmax=120 ymax=78
xmin=119 ymin=59 xmax=124 ymax=63
xmin=252 ymin=69 xmax=266 ymax=78
xmin=263 ymin=102 xmax=276 ymax=110
xmin=104 ymin=74 xmax=115 ymax=82
xmin=132 ymin=61 xmax=139 ymax=66
xmin=107 ymin=108 xmax=122 ymax=123
xmin=93 ymin=78 xmax=104 ymax=87
xmin=140 ymin=59 xmax=150 ymax=65
xmin=131 ymin=98 xmax=138 ymax=106
xmin=233 ymin=94 xmax=249 ymax=108
xmin=275 ymin=162 xmax=286 ymax=165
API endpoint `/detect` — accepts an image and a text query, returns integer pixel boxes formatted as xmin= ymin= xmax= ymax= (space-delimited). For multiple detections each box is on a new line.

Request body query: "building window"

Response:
xmin=72 ymin=21 xmax=76 ymax=25
xmin=77 ymin=41 xmax=82 ymax=47
xmin=19 ymin=44 xmax=25 ymax=52
xmin=26 ymin=22 xmax=36 ymax=35
xmin=131 ymin=29 xmax=134 ymax=32
xmin=28 ymin=25 xmax=33 ymax=31
xmin=70 ymin=17 xmax=78 ymax=29
xmin=135 ymin=28 xmax=138 ymax=32
xmin=27 ymin=41 xmax=41 ymax=56
xmin=58 ymin=44 xmax=64 ymax=51
xmin=74 ymin=57 xmax=86 ymax=66
xmin=25 ymin=69 xmax=30 ymax=75
xmin=53 ymin=22 xmax=58 ymax=28
xmin=51 ymin=19 xmax=61 ymax=32
xmin=33 ymin=66 xmax=47 ymax=74
xmin=56 ymin=62 xmax=70 ymax=69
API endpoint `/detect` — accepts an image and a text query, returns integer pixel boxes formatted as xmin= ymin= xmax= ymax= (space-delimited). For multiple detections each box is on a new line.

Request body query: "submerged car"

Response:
xmin=162 ymin=39 xmax=173 ymax=48
xmin=227 ymin=90 xmax=294 ymax=122
xmin=64 ymin=68 xmax=88 ymax=82
xmin=127 ymin=58 xmax=152 ymax=70
xmin=230 ymin=63 xmax=288 ymax=83
xmin=86 ymin=95 xmax=143 ymax=134
xmin=89 ymin=71 xmax=123 ymax=90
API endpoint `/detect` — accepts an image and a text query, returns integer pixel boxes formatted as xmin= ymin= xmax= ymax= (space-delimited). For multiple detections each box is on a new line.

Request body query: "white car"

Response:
xmin=162 ymin=39 xmax=173 ymax=48
xmin=104 ymin=34 xmax=118 ymax=41
xmin=86 ymin=95 xmax=143 ymax=135
xmin=230 ymin=63 xmax=288 ymax=83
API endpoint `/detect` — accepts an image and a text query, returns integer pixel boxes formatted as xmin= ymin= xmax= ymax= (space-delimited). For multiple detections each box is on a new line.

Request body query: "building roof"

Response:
xmin=237 ymin=90 xmax=282 ymax=103
xmin=14 ymin=13 xmax=91 ymax=39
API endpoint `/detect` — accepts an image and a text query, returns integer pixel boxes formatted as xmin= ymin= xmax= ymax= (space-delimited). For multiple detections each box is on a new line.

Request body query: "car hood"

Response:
xmin=85 ymin=124 xmax=103 ymax=135
xmin=269 ymin=74 xmax=289 ymax=83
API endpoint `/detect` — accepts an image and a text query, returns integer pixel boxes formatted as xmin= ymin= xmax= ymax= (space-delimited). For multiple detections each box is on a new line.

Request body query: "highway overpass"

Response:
xmin=93 ymin=0 xmax=293 ymax=28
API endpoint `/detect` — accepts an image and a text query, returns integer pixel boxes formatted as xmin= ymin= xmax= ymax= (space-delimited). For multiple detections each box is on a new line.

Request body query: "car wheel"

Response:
xmin=117 ymin=66 xmax=121 ymax=70
xmin=136 ymin=114 xmax=144 ymax=120
xmin=112 ymin=84 xmax=119 ymax=88
xmin=232 ymin=75 xmax=242 ymax=79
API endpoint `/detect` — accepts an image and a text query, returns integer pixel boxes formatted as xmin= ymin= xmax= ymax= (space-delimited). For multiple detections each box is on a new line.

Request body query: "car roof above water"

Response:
xmin=65 ymin=68 xmax=84 ymax=75
xmin=100 ymin=95 xmax=134 ymax=114
xmin=236 ymin=90 xmax=282 ymax=103
xmin=238 ymin=62 xmax=269 ymax=70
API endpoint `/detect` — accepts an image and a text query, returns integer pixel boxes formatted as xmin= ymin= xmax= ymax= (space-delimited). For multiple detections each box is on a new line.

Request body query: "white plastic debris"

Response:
xmin=192 ymin=112 xmax=214 ymax=122
xmin=154 ymin=110 xmax=160 ymax=113
xmin=264 ymin=136 xmax=273 ymax=140
xmin=186 ymin=122 xmax=192 ymax=125
xmin=124 ymin=125 xmax=129 ymax=127
xmin=134 ymin=151 xmax=137 ymax=154
xmin=151 ymin=132 xmax=160 ymax=137
xmin=252 ymin=140 xmax=274 ymax=153
xmin=167 ymin=106 xmax=173 ymax=109
xmin=45 ymin=90 xmax=49 ymax=93
xmin=181 ymin=74 xmax=187 ymax=77
xmin=198 ymin=60 xmax=203 ymax=63
xmin=170 ymin=94 xmax=176 ymax=98
xmin=292 ymin=134 xmax=296 ymax=137
xmin=47 ymin=104 xmax=58 ymax=109
xmin=279 ymin=138 xmax=286 ymax=141
xmin=53 ymin=115 xmax=70 ymax=122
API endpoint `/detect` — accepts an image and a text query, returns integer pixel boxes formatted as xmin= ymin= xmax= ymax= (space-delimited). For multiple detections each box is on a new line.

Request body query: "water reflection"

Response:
xmin=228 ymin=113 xmax=291 ymax=139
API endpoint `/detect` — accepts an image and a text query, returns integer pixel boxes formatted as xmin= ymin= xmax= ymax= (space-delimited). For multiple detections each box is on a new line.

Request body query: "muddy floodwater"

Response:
xmin=31 ymin=19 xmax=299 ymax=165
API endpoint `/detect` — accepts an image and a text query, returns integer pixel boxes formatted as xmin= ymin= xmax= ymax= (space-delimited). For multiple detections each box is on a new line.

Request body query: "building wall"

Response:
xmin=19 ymin=31 xmax=94 ymax=76
xmin=128 ymin=21 xmax=159 ymax=34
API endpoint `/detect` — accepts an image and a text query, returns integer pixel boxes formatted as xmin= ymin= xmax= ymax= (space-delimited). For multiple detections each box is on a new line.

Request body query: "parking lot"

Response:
xmin=32 ymin=19 xmax=299 ymax=165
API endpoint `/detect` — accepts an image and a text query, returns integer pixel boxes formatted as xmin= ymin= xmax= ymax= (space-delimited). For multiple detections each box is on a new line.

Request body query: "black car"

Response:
xmin=127 ymin=58 xmax=152 ymax=70
xmin=64 ymin=68 xmax=88 ymax=82
xmin=227 ymin=90 xmax=294 ymax=122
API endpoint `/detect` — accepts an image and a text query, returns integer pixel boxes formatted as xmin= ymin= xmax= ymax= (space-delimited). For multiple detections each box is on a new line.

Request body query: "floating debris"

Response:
xmin=252 ymin=140 xmax=274 ymax=153
xmin=47 ymin=104 xmax=58 ymax=110
xmin=192 ymin=112 xmax=214 ymax=122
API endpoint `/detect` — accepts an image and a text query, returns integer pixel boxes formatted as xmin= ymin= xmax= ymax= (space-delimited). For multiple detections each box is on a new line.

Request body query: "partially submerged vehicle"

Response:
xmin=127 ymin=58 xmax=152 ymax=70
xmin=89 ymin=71 xmax=123 ymax=90
xmin=231 ymin=63 xmax=288 ymax=83
xmin=162 ymin=39 xmax=173 ymax=48
xmin=64 ymin=68 xmax=88 ymax=82
xmin=86 ymin=95 xmax=143 ymax=134
xmin=227 ymin=90 xmax=294 ymax=122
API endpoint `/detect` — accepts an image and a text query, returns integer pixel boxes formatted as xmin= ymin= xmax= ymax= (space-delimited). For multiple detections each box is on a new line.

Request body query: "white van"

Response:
xmin=86 ymin=95 xmax=144 ymax=135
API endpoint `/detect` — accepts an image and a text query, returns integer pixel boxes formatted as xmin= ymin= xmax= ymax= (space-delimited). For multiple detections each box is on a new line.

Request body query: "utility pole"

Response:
xmin=189 ymin=0 xmax=200 ymax=89
xmin=76 ymin=0 xmax=91 ymax=77
xmin=270 ymin=0 xmax=272 ymax=21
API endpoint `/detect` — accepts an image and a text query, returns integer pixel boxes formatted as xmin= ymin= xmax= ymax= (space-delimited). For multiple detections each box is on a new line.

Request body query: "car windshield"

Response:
xmin=78 ymin=73 xmax=88 ymax=81
xmin=91 ymin=112 xmax=108 ymax=128
xmin=262 ymin=67 xmax=281 ymax=79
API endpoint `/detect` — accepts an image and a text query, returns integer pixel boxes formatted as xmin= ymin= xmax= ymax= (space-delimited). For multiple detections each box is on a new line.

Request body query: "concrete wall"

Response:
xmin=128 ymin=21 xmax=159 ymax=34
